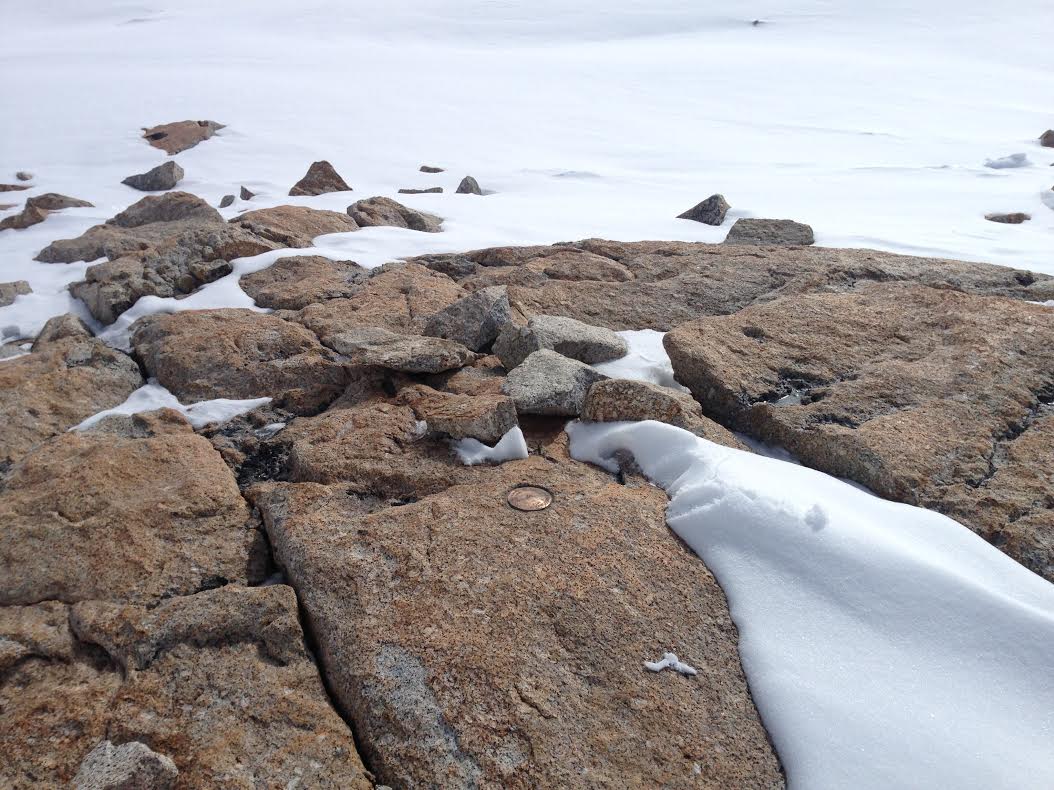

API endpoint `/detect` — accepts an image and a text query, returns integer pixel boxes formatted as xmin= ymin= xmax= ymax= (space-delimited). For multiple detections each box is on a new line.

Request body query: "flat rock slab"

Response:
xmin=724 ymin=218 xmax=815 ymax=245
xmin=409 ymin=239 xmax=1054 ymax=331
xmin=347 ymin=196 xmax=442 ymax=232
xmin=131 ymin=309 xmax=349 ymax=415
xmin=1 ymin=585 xmax=370 ymax=788
xmin=251 ymin=456 xmax=782 ymax=788
xmin=397 ymin=383 xmax=518 ymax=443
xmin=231 ymin=204 xmax=359 ymax=247
xmin=142 ymin=120 xmax=224 ymax=155
xmin=494 ymin=313 xmax=628 ymax=369
xmin=0 ymin=409 xmax=264 ymax=606
xmin=239 ymin=255 xmax=368 ymax=310
xmin=326 ymin=326 xmax=478 ymax=374
xmin=664 ymin=283 xmax=1054 ymax=581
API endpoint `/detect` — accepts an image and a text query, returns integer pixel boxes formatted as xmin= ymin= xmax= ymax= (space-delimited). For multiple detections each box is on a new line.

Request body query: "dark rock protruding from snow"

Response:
xmin=240 ymin=185 xmax=255 ymax=200
xmin=121 ymin=161 xmax=184 ymax=192
xmin=493 ymin=314 xmax=627 ymax=370
xmin=26 ymin=193 xmax=93 ymax=211
xmin=0 ymin=280 xmax=31 ymax=306
xmin=72 ymin=740 xmax=178 ymax=790
xmin=677 ymin=193 xmax=730 ymax=225
xmin=419 ymin=164 xmax=444 ymax=173
xmin=724 ymin=217 xmax=815 ymax=246
xmin=501 ymin=349 xmax=607 ymax=415
xmin=985 ymin=212 xmax=1030 ymax=224
xmin=421 ymin=286 xmax=511 ymax=351
xmin=455 ymin=175 xmax=482 ymax=195
xmin=15 ymin=170 xmax=33 ymax=181
xmin=0 ymin=204 xmax=47 ymax=232
xmin=289 ymin=160 xmax=352 ymax=196
xmin=240 ymin=255 xmax=367 ymax=310
xmin=142 ymin=120 xmax=224 ymax=155
xmin=219 ymin=194 xmax=235 ymax=208
xmin=1039 ymin=129 xmax=1054 ymax=148
xmin=347 ymin=196 xmax=442 ymax=232
xmin=398 ymin=187 xmax=443 ymax=194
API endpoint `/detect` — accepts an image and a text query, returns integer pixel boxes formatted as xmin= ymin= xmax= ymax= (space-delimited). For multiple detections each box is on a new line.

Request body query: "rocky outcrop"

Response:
xmin=121 ymin=161 xmax=184 ymax=191
xmin=0 ymin=279 xmax=30 ymax=306
xmin=131 ymin=309 xmax=349 ymax=415
xmin=289 ymin=160 xmax=352 ymax=196
xmin=677 ymin=194 xmax=730 ymax=225
xmin=408 ymin=239 xmax=1054 ymax=331
xmin=142 ymin=120 xmax=224 ymax=154
xmin=230 ymin=204 xmax=359 ymax=247
xmin=664 ymin=283 xmax=1054 ymax=580
xmin=239 ymin=255 xmax=367 ymax=309
xmin=493 ymin=314 xmax=628 ymax=369
xmin=325 ymin=326 xmax=478 ymax=374
xmin=502 ymin=349 xmax=607 ymax=416
xmin=347 ymin=196 xmax=442 ymax=232
xmin=0 ymin=203 xmax=47 ymax=231
xmin=421 ymin=285 xmax=511 ymax=351
xmin=724 ymin=218 xmax=815 ymax=246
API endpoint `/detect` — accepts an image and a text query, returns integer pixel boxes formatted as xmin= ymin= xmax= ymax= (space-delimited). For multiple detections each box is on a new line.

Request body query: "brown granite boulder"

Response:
xmin=142 ymin=120 xmax=224 ymax=155
xmin=289 ymin=160 xmax=352 ymax=196
xmin=25 ymin=193 xmax=93 ymax=211
xmin=239 ymin=255 xmax=368 ymax=309
xmin=230 ymin=204 xmax=359 ymax=247
xmin=0 ymin=279 xmax=30 ymax=306
xmin=131 ymin=309 xmax=349 ymax=415
xmin=664 ymin=283 xmax=1054 ymax=580
xmin=325 ymin=326 xmax=479 ymax=374
xmin=397 ymin=383 xmax=518 ymax=443
xmin=347 ymin=196 xmax=442 ymax=232
xmin=0 ymin=203 xmax=48 ymax=232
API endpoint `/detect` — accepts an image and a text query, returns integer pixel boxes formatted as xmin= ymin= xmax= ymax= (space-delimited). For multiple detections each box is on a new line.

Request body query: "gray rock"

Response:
xmin=677 ymin=193 xmax=730 ymax=226
xmin=240 ymin=185 xmax=255 ymax=200
xmin=109 ymin=191 xmax=221 ymax=228
xmin=421 ymin=286 xmax=511 ymax=351
xmin=985 ymin=212 xmax=1030 ymax=224
xmin=0 ymin=204 xmax=48 ymax=232
xmin=121 ymin=161 xmax=184 ymax=192
xmin=26 ymin=193 xmax=94 ymax=211
xmin=15 ymin=171 xmax=32 ymax=181
xmin=289 ymin=160 xmax=352 ymax=196
xmin=325 ymin=326 xmax=477 ymax=374
xmin=219 ymin=194 xmax=235 ymax=208
xmin=0 ymin=280 xmax=30 ymax=307
xmin=72 ymin=740 xmax=178 ymax=790
xmin=398 ymin=187 xmax=443 ymax=194
xmin=1041 ymin=130 xmax=1054 ymax=148
xmin=501 ymin=349 xmax=607 ymax=415
xmin=455 ymin=175 xmax=482 ymax=195
xmin=347 ymin=196 xmax=442 ymax=232
xmin=31 ymin=313 xmax=92 ymax=349
xmin=493 ymin=314 xmax=627 ymax=369
xmin=724 ymin=218 xmax=815 ymax=246
xmin=419 ymin=165 xmax=445 ymax=173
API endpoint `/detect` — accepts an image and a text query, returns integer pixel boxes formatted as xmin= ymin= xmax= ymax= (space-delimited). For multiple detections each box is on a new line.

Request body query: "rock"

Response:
xmin=347 ymin=196 xmax=442 ymax=232
xmin=142 ymin=120 xmax=224 ymax=155
xmin=71 ymin=740 xmax=178 ymax=790
xmin=493 ymin=314 xmax=628 ymax=370
xmin=397 ymin=384 xmax=517 ymax=443
xmin=419 ymin=165 xmax=444 ymax=173
xmin=398 ymin=186 xmax=443 ymax=194
xmin=121 ymin=161 xmax=184 ymax=191
xmin=231 ymin=204 xmax=359 ymax=247
xmin=426 ymin=355 xmax=507 ymax=396
xmin=663 ymin=283 xmax=1054 ymax=581
xmin=1040 ymin=130 xmax=1054 ymax=148
xmin=239 ymin=185 xmax=255 ymax=200
xmin=724 ymin=218 xmax=814 ymax=246
xmin=131 ymin=309 xmax=349 ymax=415
xmin=407 ymin=239 xmax=1053 ymax=331
xmin=249 ymin=456 xmax=780 ymax=788
xmin=325 ymin=326 xmax=478 ymax=374
xmin=0 ymin=333 xmax=143 ymax=467
xmin=289 ymin=160 xmax=352 ymax=196
xmin=677 ymin=193 xmax=730 ymax=225
xmin=421 ymin=285 xmax=511 ymax=351
xmin=0 ymin=204 xmax=48 ymax=232
xmin=582 ymin=378 xmax=748 ymax=450
xmin=502 ymin=349 xmax=607 ymax=416
xmin=218 ymin=194 xmax=234 ymax=208
xmin=0 ymin=183 xmax=31 ymax=192
xmin=456 ymin=175 xmax=482 ymax=195
xmin=0 ymin=279 xmax=30 ymax=307
xmin=16 ymin=170 xmax=33 ymax=181
xmin=31 ymin=312 xmax=92 ymax=348
xmin=240 ymin=255 xmax=367 ymax=310
xmin=25 ymin=193 xmax=94 ymax=211
xmin=985 ymin=212 xmax=1030 ymax=224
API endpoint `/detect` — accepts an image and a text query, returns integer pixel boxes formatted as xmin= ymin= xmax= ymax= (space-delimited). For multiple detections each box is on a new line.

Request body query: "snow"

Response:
xmin=73 ymin=381 xmax=271 ymax=430
xmin=567 ymin=419 xmax=1054 ymax=790
xmin=592 ymin=330 xmax=688 ymax=392
xmin=452 ymin=426 xmax=529 ymax=466
xmin=643 ymin=652 xmax=698 ymax=677
xmin=984 ymin=153 xmax=1031 ymax=169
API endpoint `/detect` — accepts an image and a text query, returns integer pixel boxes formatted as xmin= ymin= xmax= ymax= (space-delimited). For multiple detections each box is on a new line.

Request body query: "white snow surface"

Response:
xmin=73 ymin=382 xmax=271 ymax=430
xmin=452 ymin=426 xmax=529 ymax=466
xmin=643 ymin=652 xmax=698 ymax=677
xmin=592 ymin=330 xmax=689 ymax=392
xmin=567 ymin=419 xmax=1054 ymax=790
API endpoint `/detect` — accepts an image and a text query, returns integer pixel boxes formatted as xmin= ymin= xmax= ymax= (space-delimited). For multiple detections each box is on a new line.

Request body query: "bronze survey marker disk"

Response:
xmin=507 ymin=485 xmax=553 ymax=512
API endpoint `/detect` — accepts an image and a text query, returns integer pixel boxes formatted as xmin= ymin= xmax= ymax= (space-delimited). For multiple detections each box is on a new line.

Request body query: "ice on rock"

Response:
xmin=592 ymin=330 xmax=688 ymax=392
xmin=644 ymin=652 xmax=698 ymax=676
xmin=452 ymin=426 xmax=529 ymax=466
xmin=73 ymin=381 xmax=271 ymax=430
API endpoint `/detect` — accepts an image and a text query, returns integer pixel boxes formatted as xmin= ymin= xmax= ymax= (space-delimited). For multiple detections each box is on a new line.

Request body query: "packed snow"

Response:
xmin=568 ymin=419 xmax=1054 ymax=790
xmin=592 ymin=330 xmax=688 ymax=392
xmin=643 ymin=652 xmax=699 ymax=677
xmin=452 ymin=426 xmax=529 ymax=466
xmin=72 ymin=382 xmax=271 ymax=430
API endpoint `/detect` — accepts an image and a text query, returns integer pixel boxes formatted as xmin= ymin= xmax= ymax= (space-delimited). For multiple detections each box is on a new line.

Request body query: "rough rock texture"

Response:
xmin=121 ymin=161 xmax=184 ymax=191
xmin=231 ymin=204 xmax=359 ymax=247
xmin=289 ymin=160 xmax=352 ymax=196
xmin=1040 ymin=129 xmax=1054 ymax=148
xmin=239 ymin=255 xmax=367 ymax=310
xmin=582 ymin=379 xmax=749 ymax=451
xmin=239 ymin=185 xmax=254 ymax=200
xmin=16 ymin=170 xmax=33 ymax=181
xmin=422 ymin=285 xmax=512 ymax=351
xmin=399 ymin=186 xmax=443 ymax=194
xmin=251 ymin=454 xmax=782 ymax=789
xmin=31 ymin=312 xmax=92 ymax=348
xmin=71 ymin=740 xmax=178 ymax=790
xmin=502 ymin=349 xmax=608 ymax=416
xmin=0 ymin=331 xmax=143 ymax=467
xmin=26 ymin=192 xmax=94 ymax=211
xmin=297 ymin=262 xmax=465 ymax=340
xmin=408 ymin=239 xmax=1054 ymax=331
xmin=664 ymin=283 xmax=1054 ymax=581
xmin=219 ymin=193 xmax=235 ymax=208
xmin=678 ymin=194 xmax=730 ymax=225
xmin=985 ymin=212 xmax=1030 ymax=224
xmin=397 ymin=383 xmax=518 ymax=442
xmin=420 ymin=165 xmax=445 ymax=173
xmin=493 ymin=314 xmax=628 ymax=369
xmin=456 ymin=175 xmax=482 ymax=194
xmin=0 ymin=279 xmax=30 ymax=306
xmin=0 ymin=203 xmax=48 ymax=231
xmin=0 ymin=183 xmax=31 ymax=192
xmin=142 ymin=120 xmax=223 ymax=155
xmin=347 ymin=196 xmax=442 ymax=232
xmin=724 ymin=218 xmax=815 ymax=246
xmin=326 ymin=326 xmax=478 ymax=374
xmin=131 ymin=309 xmax=349 ymax=415
xmin=0 ymin=585 xmax=371 ymax=788
xmin=0 ymin=409 xmax=265 ymax=606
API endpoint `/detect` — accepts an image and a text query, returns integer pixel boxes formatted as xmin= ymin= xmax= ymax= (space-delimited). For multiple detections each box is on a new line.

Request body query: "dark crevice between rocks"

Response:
xmin=966 ymin=384 xmax=1054 ymax=490
xmin=752 ymin=373 xmax=831 ymax=408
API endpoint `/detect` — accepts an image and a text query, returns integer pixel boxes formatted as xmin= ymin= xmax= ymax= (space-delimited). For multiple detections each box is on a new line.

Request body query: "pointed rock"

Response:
xmin=677 ymin=193 xmax=730 ymax=225
xmin=239 ymin=185 xmax=255 ymax=200
xmin=455 ymin=175 xmax=482 ymax=195
xmin=289 ymin=160 xmax=352 ymax=196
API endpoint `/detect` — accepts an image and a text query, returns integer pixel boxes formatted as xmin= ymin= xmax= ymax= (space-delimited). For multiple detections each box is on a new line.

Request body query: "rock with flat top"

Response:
xmin=231 ymin=205 xmax=358 ymax=247
xmin=142 ymin=120 xmax=223 ymax=155
xmin=502 ymin=349 xmax=607 ymax=415
xmin=985 ymin=212 xmax=1030 ymax=224
xmin=121 ymin=161 xmax=184 ymax=192
xmin=724 ymin=218 xmax=814 ymax=246
xmin=347 ymin=196 xmax=442 ymax=232
xmin=399 ymin=186 xmax=443 ymax=194
xmin=397 ymin=383 xmax=517 ymax=442
xmin=420 ymin=165 xmax=444 ymax=173
xmin=326 ymin=326 xmax=478 ymax=374
xmin=493 ymin=314 xmax=627 ymax=369
xmin=26 ymin=193 xmax=93 ymax=211
xmin=240 ymin=255 xmax=367 ymax=310
xmin=289 ymin=160 xmax=352 ymax=196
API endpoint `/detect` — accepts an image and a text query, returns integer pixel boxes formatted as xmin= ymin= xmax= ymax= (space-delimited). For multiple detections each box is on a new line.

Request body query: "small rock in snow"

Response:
xmin=26 ymin=193 xmax=93 ymax=211
xmin=219 ymin=194 xmax=235 ymax=208
xmin=142 ymin=119 xmax=224 ymax=155
xmin=121 ymin=160 xmax=184 ymax=191
xmin=0 ymin=280 xmax=31 ymax=307
xmin=419 ymin=165 xmax=445 ymax=173
xmin=398 ymin=186 xmax=443 ymax=194
xmin=985 ymin=212 xmax=1030 ymax=224
xmin=456 ymin=175 xmax=483 ymax=195
xmin=15 ymin=171 xmax=33 ymax=181
xmin=644 ymin=652 xmax=698 ymax=676
xmin=239 ymin=185 xmax=255 ymax=200
xmin=1038 ymin=130 xmax=1054 ymax=148
xmin=984 ymin=153 xmax=1030 ymax=169
xmin=677 ymin=193 xmax=730 ymax=226
xmin=289 ymin=160 xmax=352 ymax=196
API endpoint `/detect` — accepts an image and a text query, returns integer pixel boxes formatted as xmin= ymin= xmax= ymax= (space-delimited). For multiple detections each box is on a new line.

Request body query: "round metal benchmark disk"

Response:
xmin=507 ymin=485 xmax=553 ymax=512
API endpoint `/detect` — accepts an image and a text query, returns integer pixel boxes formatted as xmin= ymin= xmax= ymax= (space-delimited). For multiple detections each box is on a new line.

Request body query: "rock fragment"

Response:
xmin=677 ymin=193 xmax=730 ymax=225
xmin=325 ymin=326 xmax=478 ymax=374
xmin=347 ymin=196 xmax=442 ymax=232
xmin=398 ymin=186 xmax=443 ymax=194
xmin=231 ymin=205 xmax=358 ymax=247
xmin=26 ymin=193 xmax=93 ymax=211
xmin=493 ymin=314 xmax=627 ymax=369
xmin=456 ymin=175 xmax=482 ymax=195
xmin=985 ymin=212 xmax=1030 ymax=224
xmin=724 ymin=218 xmax=815 ymax=246
xmin=142 ymin=120 xmax=224 ymax=155
xmin=0 ymin=279 xmax=31 ymax=306
xmin=397 ymin=384 xmax=517 ymax=442
xmin=421 ymin=285 xmax=511 ymax=351
xmin=289 ymin=160 xmax=352 ymax=196
xmin=0 ymin=204 xmax=48 ymax=232
xmin=420 ymin=165 xmax=445 ymax=173
xmin=240 ymin=255 xmax=367 ymax=310
xmin=16 ymin=170 xmax=33 ymax=181
xmin=239 ymin=185 xmax=255 ymax=200
xmin=218 ymin=194 xmax=235 ymax=208
xmin=121 ymin=161 xmax=184 ymax=192
xmin=0 ymin=183 xmax=31 ymax=192
xmin=502 ymin=349 xmax=607 ymax=415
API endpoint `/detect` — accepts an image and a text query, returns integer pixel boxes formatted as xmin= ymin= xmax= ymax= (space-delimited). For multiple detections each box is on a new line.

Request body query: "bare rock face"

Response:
xmin=724 ymin=218 xmax=815 ymax=246
xmin=131 ymin=309 xmax=349 ymax=415
xmin=239 ymin=255 xmax=368 ymax=310
xmin=502 ymin=349 xmax=608 ymax=416
xmin=250 ymin=455 xmax=782 ymax=789
xmin=0 ymin=409 xmax=265 ymax=606
xmin=325 ymin=326 xmax=479 ymax=374
xmin=72 ymin=740 xmax=178 ymax=790
xmin=0 ymin=330 xmax=143 ymax=467
xmin=677 ymin=193 xmax=730 ymax=225
xmin=142 ymin=120 xmax=224 ymax=155
xmin=664 ymin=283 xmax=1054 ymax=581
xmin=347 ymin=196 xmax=442 ymax=232
xmin=0 ymin=203 xmax=48 ymax=232
xmin=0 ymin=279 xmax=30 ymax=306
xmin=582 ymin=378 xmax=749 ymax=450
xmin=121 ymin=161 xmax=184 ymax=192
xmin=231 ymin=204 xmax=359 ymax=247
xmin=421 ymin=285 xmax=512 ymax=351
xmin=289 ymin=160 xmax=352 ymax=196
xmin=397 ymin=383 xmax=518 ymax=443
xmin=493 ymin=314 xmax=628 ymax=369
xmin=26 ymin=193 xmax=94 ymax=211
xmin=1040 ymin=129 xmax=1054 ymax=148
xmin=407 ymin=239 xmax=1053 ymax=331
